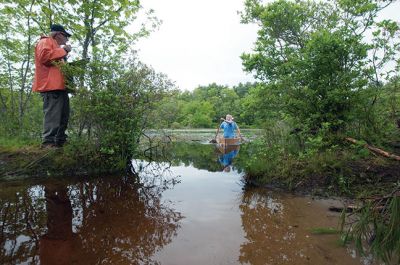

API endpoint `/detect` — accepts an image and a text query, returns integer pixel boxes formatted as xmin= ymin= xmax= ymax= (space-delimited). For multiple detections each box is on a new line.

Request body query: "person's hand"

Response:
xmin=62 ymin=44 xmax=72 ymax=53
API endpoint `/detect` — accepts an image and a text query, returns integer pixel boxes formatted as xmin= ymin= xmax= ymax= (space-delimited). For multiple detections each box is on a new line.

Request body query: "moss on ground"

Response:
xmin=0 ymin=144 xmax=126 ymax=181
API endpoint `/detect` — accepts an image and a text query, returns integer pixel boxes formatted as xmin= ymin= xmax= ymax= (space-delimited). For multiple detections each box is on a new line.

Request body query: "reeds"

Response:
xmin=340 ymin=188 xmax=400 ymax=264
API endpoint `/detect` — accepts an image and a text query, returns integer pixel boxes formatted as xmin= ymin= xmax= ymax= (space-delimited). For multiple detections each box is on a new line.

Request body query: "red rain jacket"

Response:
xmin=32 ymin=36 xmax=67 ymax=92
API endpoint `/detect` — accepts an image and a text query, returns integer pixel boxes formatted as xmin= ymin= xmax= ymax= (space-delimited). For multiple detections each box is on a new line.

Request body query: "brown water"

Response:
xmin=0 ymin=145 xmax=380 ymax=265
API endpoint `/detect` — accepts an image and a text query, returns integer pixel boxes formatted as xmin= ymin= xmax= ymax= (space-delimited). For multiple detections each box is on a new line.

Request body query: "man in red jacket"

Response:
xmin=33 ymin=24 xmax=72 ymax=147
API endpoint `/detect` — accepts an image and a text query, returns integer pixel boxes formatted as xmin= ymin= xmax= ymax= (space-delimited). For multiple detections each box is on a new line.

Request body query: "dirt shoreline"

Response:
xmin=0 ymin=146 xmax=125 ymax=181
xmin=243 ymin=158 xmax=400 ymax=198
xmin=2 ymin=144 xmax=399 ymax=199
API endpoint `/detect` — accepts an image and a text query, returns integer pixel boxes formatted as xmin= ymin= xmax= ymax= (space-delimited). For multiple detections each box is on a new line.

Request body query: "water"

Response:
xmin=0 ymin=142 xmax=379 ymax=265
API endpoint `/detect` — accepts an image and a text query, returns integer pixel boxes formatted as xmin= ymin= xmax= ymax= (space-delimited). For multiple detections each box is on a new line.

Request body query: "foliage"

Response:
xmin=0 ymin=0 xmax=44 ymax=137
xmin=340 ymin=190 xmax=400 ymax=264
xmin=310 ymin=227 xmax=340 ymax=235
xmin=150 ymin=82 xmax=259 ymax=128
xmin=240 ymin=0 xmax=400 ymax=143
xmin=0 ymin=0 xmax=167 ymax=165
xmin=238 ymin=4 xmax=400 ymax=244
xmin=62 ymin=58 xmax=174 ymax=166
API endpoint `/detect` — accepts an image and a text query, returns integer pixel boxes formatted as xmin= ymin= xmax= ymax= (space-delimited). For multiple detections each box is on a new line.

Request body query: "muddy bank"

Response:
xmin=244 ymin=157 xmax=400 ymax=198
xmin=0 ymin=146 xmax=125 ymax=181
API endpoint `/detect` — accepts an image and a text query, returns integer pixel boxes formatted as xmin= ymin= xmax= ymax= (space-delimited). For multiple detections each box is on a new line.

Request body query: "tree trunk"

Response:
xmin=345 ymin=137 xmax=400 ymax=161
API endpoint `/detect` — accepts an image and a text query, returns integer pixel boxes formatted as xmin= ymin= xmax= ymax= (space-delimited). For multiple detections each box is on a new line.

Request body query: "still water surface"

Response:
xmin=0 ymin=143 xmax=378 ymax=264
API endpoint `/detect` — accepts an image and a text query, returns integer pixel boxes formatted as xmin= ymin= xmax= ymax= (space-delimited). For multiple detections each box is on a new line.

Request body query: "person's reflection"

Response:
xmin=218 ymin=147 xmax=239 ymax=172
xmin=39 ymin=184 xmax=73 ymax=265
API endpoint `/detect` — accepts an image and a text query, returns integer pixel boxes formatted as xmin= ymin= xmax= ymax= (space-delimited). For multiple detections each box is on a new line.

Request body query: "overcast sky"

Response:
xmin=135 ymin=0 xmax=400 ymax=91
xmin=135 ymin=0 xmax=258 ymax=91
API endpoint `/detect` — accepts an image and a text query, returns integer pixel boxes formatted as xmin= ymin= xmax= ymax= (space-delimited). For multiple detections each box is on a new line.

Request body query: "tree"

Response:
xmin=181 ymin=100 xmax=215 ymax=128
xmin=151 ymin=89 xmax=184 ymax=128
xmin=0 ymin=0 xmax=171 ymax=158
xmin=191 ymin=84 xmax=240 ymax=123
xmin=0 ymin=0 xmax=159 ymax=138
xmin=0 ymin=0 xmax=44 ymax=136
xmin=240 ymin=0 xmax=398 ymax=139
xmin=84 ymin=59 xmax=173 ymax=160
xmin=233 ymin=82 xmax=254 ymax=98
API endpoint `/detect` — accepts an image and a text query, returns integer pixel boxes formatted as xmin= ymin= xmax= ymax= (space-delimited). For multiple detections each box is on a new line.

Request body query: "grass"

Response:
xmin=0 ymin=136 xmax=39 ymax=151
xmin=310 ymin=227 xmax=340 ymax=235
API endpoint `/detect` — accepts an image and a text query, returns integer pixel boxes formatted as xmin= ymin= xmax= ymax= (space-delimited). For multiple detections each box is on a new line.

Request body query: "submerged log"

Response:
xmin=345 ymin=137 xmax=400 ymax=161
xmin=329 ymin=205 xmax=358 ymax=213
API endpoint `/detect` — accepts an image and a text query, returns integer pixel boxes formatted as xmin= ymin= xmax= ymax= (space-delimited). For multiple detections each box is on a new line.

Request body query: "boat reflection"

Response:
xmin=216 ymin=143 xmax=240 ymax=172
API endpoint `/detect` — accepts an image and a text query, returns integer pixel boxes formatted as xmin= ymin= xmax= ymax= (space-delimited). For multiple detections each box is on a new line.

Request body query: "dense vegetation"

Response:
xmin=237 ymin=0 xmax=400 ymax=263
xmin=0 ymin=0 xmax=172 ymax=167
xmin=237 ymin=0 xmax=400 ymax=186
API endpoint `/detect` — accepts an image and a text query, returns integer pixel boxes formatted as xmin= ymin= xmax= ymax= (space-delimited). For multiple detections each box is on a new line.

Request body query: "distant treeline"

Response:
xmin=149 ymin=82 xmax=261 ymax=129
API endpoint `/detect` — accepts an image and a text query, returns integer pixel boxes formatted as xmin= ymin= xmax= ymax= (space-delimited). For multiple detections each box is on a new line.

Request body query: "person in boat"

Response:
xmin=215 ymin=114 xmax=243 ymax=140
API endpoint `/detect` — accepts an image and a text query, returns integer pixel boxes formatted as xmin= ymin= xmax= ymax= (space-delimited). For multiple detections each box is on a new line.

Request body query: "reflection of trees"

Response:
xmin=166 ymin=142 xmax=222 ymax=171
xmin=0 ymin=163 xmax=182 ymax=264
xmin=0 ymin=185 xmax=46 ymax=264
xmin=239 ymin=190 xmax=361 ymax=265
xmin=70 ymin=175 xmax=182 ymax=264
xmin=239 ymin=190 xmax=291 ymax=265
xmin=239 ymin=191 xmax=310 ymax=264
xmin=148 ymin=142 xmax=245 ymax=172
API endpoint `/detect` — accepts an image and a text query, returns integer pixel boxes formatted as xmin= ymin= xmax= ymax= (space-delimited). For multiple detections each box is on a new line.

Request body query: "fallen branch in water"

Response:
xmin=345 ymin=137 xmax=400 ymax=161
xmin=329 ymin=205 xmax=358 ymax=213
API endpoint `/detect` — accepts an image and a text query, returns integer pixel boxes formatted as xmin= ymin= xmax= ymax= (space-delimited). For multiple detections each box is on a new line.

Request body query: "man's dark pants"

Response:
xmin=41 ymin=90 xmax=69 ymax=146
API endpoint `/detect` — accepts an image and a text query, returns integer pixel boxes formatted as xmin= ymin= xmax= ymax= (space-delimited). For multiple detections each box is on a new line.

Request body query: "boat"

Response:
xmin=216 ymin=136 xmax=241 ymax=154
xmin=217 ymin=136 xmax=240 ymax=146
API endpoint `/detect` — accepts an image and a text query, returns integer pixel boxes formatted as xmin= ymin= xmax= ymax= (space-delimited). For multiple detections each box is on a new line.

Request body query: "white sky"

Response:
xmin=134 ymin=0 xmax=400 ymax=91
xmin=135 ymin=0 xmax=259 ymax=91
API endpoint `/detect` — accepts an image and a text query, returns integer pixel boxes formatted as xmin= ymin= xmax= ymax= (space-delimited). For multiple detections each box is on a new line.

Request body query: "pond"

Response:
xmin=0 ymin=142 xmax=380 ymax=265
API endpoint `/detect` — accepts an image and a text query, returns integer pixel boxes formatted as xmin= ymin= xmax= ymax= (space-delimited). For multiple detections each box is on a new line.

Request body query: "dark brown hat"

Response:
xmin=50 ymin=24 xmax=72 ymax=37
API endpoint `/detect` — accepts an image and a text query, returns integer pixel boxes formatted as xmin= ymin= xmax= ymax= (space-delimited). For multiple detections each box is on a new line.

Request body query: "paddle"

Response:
xmin=209 ymin=118 xmax=224 ymax=143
